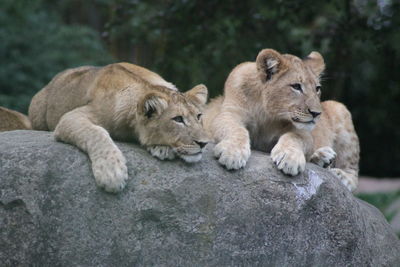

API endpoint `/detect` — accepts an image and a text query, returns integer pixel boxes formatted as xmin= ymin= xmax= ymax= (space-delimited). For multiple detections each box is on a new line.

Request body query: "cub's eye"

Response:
xmin=290 ymin=83 xmax=303 ymax=92
xmin=172 ymin=116 xmax=184 ymax=123
xmin=316 ymin=85 xmax=321 ymax=92
xmin=197 ymin=113 xmax=202 ymax=120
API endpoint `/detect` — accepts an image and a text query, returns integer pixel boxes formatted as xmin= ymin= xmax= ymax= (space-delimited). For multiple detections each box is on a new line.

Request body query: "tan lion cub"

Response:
xmin=0 ymin=106 xmax=32 ymax=132
xmin=204 ymin=49 xmax=360 ymax=192
xmin=29 ymin=63 xmax=209 ymax=192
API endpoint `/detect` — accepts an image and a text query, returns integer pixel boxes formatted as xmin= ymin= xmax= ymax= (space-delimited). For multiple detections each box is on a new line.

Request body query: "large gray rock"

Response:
xmin=1 ymin=131 xmax=399 ymax=266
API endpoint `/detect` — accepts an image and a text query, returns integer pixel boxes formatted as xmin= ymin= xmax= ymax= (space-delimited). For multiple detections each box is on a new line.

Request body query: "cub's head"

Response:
xmin=256 ymin=49 xmax=325 ymax=131
xmin=137 ymin=84 xmax=210 ymax=163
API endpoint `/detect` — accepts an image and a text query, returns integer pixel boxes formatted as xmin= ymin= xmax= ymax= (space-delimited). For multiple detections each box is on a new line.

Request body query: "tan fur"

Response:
xmin=204 ymin=49 xmax=359 ymax=192
xmin=0 ymin=106 xmax=32 ymax=132
xmin=310 ymin=101 xmax=360 ymax=191
xmin=29 ymin=63 xmax=209 ymax=192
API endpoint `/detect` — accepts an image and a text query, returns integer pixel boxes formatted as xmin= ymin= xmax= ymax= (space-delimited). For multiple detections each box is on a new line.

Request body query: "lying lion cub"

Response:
xmin=0 ymin=106 xmax=32 ymax=132
xmin=29 ymin=63 xmax=209 ymax=192
xmin=204 ymin=49 xmax=360 ymax=192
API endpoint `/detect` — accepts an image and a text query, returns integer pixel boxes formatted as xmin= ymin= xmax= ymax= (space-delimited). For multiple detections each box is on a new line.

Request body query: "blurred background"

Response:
xmin=1 ymin=1 xmax=399 ymax=178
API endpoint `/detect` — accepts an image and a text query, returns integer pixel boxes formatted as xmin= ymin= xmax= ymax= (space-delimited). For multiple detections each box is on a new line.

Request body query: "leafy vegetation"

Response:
xmin=0 ymin=0 xmax=112 ymax=112
xmin=357 ymin=191 xmax=400 ymax=236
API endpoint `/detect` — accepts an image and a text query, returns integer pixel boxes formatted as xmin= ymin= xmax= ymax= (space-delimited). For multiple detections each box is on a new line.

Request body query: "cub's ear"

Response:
xmin=138 ymin=93 xmax=168 ymax=119
xmin=185 ymin=84 xmax=208 ymax=105
xmin=256 ymin=49 xmax=288 ymax=82
xmin=303 ymin=51 xmax=325 ymax=77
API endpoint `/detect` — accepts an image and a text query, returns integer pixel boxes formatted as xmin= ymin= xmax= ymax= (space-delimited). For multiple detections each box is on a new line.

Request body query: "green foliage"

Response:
xmin=358 ymin=191 xmax=400 ymax=213
xmin=357 ymin=190 xmax=400 ymax=236
xmin=0 ymin=0 xmax=113 ymax=112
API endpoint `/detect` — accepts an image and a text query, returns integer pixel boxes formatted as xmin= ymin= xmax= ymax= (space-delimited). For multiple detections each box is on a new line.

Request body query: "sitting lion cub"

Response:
xmin=29 ymin=63 xmax=209 ymax=192
xmin=0 ymin=106 xmax=32 ymax=132
xmin=204 ymin=49 xmax=360 ymax=192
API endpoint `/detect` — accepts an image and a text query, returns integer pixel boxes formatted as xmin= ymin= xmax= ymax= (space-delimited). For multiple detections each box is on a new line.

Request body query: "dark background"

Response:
xmin=1 ymin=0 xmax=399 ymax=178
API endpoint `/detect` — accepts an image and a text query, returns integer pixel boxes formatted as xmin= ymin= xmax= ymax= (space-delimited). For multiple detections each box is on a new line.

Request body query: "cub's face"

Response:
xmin=138 ymin=84 xmax=210 ymax=162
xmin=256 ymin=49 xmax=325 ymax=131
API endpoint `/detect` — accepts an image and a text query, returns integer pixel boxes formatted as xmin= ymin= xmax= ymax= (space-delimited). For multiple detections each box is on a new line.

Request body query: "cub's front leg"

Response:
xmin=271 ymin=131 xmax=312 ymax=176
xmin=54 ymin=107 xmax=128 ymax=193
xmin=310 ymin=146 xmax=337 ymax=168
xmin=147 ymin=145 xmax=175 ymax=160
xmin=212 ymin=111 xmax=251 ymax=170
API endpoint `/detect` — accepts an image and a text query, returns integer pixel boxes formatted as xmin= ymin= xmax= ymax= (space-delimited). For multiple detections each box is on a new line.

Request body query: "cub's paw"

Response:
xmin=214 ymin=140 xmax=251 ymax=170
xmin=310 ymin=146 xmax=336 ymax=168
xmin=148 ymin=145 xmax=175 ymax=160
xmin=330 ymin=168 xmax=357 ymax=192
xmin=91 ymin=149 xmax=128 ymax=193
xmin=271 ymin=145 xmax=306 ymax=176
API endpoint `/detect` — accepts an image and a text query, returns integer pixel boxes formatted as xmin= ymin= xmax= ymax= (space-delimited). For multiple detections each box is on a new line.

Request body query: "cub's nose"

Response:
xmin=195 ymin=141 xmax=208 ymax=149
xmin=308 ymin=109 xmax=321 ymax=118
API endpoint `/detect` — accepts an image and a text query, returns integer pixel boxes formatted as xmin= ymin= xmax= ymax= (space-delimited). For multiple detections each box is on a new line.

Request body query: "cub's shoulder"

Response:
xmin=228 ymin=62 xmax=256 ymax=79
xmin=225 ymin=62 xmax=259 ymax=90
xmin=102 ymin=63 xmax=177 ymax=91
xmin=322 ymin=100 xmax=351 ymax=117
xmin=320 ymin=100 xmax=353 ymax=129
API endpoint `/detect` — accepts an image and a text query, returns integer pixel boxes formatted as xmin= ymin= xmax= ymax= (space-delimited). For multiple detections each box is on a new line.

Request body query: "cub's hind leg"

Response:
xmin=330 ymin=104 xmax=360 ymax=192
xmin=312 ymin=101 xmax=360 ymax=192
xmin=29 ymin=87 xmax=50 ymax=130
xmin=54 ymin=106 xmax=128 ymax=193
xmin=330 ymin=168 xmax=358 ymax=192
xmin=310 ymin=105 xmax=336 ymax=168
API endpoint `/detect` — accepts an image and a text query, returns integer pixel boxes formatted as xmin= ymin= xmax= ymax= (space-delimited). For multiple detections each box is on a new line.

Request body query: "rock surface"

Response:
xmin=1 ymin=130 xmax=399 ymax=266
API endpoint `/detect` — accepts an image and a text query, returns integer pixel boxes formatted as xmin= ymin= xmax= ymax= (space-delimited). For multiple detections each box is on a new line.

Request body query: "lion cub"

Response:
xmin=204 ymin=49 xmax=360 ymax=192
xmin=0 ymin=106 xmax=32 ymax=132
xmin=29 ymin=63 xmax=209 ymax=192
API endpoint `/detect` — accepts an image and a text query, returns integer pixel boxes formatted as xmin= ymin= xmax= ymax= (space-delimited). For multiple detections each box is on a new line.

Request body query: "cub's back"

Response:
xmin=29 ymin=63 xmax=161 ymax=130
xmin=29 ymin=65 xmax=98 ymax=130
